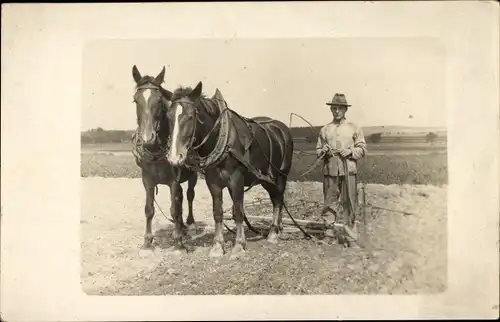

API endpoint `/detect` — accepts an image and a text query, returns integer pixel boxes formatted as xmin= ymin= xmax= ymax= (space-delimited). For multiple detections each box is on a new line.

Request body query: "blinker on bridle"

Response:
xmin=169 ymin=97 xmax=201 ymax=153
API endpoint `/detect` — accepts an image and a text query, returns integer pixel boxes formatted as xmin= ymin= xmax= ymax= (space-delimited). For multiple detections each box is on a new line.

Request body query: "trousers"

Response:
xmin=321 ymin=174 xmax=358 ymax=228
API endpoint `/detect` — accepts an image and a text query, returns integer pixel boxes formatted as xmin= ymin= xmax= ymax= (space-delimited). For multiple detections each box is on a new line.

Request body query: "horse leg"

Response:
xmin=228 ymin=172 xmax=246 ymax=256
xmin=169 ymin=181 xmax=186 ymax=250
xmin=141 ymin=178 xmax=156 ymax=249
xmin=186 ymin=173 xmax=197 ymax=230
xmin=263 ymin=176 xmax=286 ymax=244
xmin=206 ymin=172 xmax=225 ymax=258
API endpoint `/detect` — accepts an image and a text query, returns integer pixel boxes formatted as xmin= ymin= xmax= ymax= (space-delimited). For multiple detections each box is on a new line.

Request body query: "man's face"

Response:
xmin=330 ymin=105 xmax=347 ymax=120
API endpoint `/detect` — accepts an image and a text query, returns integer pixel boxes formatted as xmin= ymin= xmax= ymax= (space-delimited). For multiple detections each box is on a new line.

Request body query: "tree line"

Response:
xmin=81 ymin=127 xmax=442 ymax=145
xmin=81 ymin=127 xmax=135 ymax=144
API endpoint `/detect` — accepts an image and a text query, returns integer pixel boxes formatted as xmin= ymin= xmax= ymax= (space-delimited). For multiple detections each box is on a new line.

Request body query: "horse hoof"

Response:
xmin=170 ymin=248 xmax=185 ymax=256
xmin=209 ymin=243 xmax=224 ymax=258
xmin=267 ymin=233 xmax=279 ymax=244
xmin=167 ymin=244 xmax=186 ymax=256
xmin=230 ymin=244 xmax=246 ymax=260
xmin=138 ymin=248 xmax=155 ymax=258
xmin=186 ymin=230 xmax=197 ymax=238
xmin=174 ymin=243 xmax=185 ymax=250
xmin=347 ymin=241 xmax=361 ymax=249
xmin=186 ymin=224 xmax=197 ymax=237
xmin=140 ymin=243 xmax=154 ymax=250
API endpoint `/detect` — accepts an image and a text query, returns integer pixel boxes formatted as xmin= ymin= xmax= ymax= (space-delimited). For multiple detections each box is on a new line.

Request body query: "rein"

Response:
xmin=168 ymin=96 xmax=231 ymax=173
xmin=132 ymin=130 xmax=169 ymax=165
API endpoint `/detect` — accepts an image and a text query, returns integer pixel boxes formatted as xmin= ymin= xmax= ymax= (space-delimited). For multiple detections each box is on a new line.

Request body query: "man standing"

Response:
xmin=316 ymin=93 xmax=367 ymax=247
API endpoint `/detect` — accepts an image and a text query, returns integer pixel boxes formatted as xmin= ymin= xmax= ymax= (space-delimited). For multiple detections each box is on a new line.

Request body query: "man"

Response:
xmin=316 ymin=93 xmax=367 ymax=247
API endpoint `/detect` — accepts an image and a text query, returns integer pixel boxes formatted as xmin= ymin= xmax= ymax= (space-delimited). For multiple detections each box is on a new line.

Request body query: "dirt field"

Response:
xmin=81 ymin=150 xmax=448 ymax=185
xmin=81 ymin=177 xmax=447 ymax=295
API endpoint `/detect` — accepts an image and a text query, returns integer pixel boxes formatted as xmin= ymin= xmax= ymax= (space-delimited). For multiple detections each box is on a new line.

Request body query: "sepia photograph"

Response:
xmin=1 ymin=2 xmax=498 ymax=321
xmin=80 ymin=38 xmax=447 ymax=295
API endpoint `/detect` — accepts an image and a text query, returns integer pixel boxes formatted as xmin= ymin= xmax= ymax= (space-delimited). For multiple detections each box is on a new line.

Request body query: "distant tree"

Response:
xmin=367 ymin=132 xmax=382 ymax=144
xmin=426 ymin=132 xmax=438 ymax=144
xmin=92 ymin=127 xmax=104 ymax=132
xmin=81 ymin=135 xmax=94 ymax=144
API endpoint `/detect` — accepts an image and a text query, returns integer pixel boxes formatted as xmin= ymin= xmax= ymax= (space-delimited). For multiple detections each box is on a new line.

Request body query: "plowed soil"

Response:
xmin=81 ymin=178 xmax=447 ymax=295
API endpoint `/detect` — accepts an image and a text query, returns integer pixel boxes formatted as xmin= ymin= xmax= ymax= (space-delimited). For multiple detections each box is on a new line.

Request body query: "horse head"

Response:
xmin=131 ymin=65 xmax=172 ymax=149
xmin=165 ymin=81 xmax=204 ymax=166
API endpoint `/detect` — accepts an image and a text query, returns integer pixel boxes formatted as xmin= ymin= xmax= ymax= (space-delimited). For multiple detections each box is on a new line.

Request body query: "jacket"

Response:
xmin=315 ymin=118 xmax=367 ymax=176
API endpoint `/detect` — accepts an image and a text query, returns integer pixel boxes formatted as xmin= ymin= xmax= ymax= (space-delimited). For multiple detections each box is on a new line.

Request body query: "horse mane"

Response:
xmin=170 ymin=86 xmax=206 ymax=100
xmin=171 ymin=86 xmax=219 ymax=116
xmin=135 ymin=76 xmax=162 ymax=89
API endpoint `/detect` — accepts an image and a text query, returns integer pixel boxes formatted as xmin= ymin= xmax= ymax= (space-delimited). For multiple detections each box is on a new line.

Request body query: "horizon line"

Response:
xmin=81 ymin=124 xmax=448 ymax=132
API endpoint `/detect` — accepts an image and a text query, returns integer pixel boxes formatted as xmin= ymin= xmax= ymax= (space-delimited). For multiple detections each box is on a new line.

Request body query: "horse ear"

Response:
xmin=213 ymin=88 xmax=224 ymax=101
xmin=189 ymin=81 xmax=203 ymax=100
xmin=154 ymin=66 xmax=165 ymax=84
xmin=132 ymin=65 xmax=142 ymax=84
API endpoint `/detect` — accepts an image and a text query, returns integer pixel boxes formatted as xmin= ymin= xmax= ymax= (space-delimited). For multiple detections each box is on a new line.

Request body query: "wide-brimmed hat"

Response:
xmin=326 ymin=93 xmax=351 ymax=107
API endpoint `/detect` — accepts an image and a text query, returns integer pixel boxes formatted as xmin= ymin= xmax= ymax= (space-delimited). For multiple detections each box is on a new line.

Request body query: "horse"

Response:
xmin=164 ymin=81 xmax=294 ymax=257
xmin=131 ymin=65 xmax=199 ymax=250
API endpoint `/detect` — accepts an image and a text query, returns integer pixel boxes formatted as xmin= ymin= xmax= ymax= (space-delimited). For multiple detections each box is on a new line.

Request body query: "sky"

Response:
xmin=82 ymin=38 xmax=446 ymax=131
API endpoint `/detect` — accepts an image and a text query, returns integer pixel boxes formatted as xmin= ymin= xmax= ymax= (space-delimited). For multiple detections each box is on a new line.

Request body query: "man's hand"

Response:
xmin=339 ymin=148 xmax=352 ymax=158
xmin=321 ymin=144 xmax=331 ymax=154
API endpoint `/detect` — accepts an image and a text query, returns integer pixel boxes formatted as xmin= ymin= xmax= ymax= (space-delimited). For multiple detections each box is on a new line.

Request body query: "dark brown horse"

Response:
xmin=131 ymin=65 xmax=198 ymax=250
xmin=165 ymin=81 xmax=294 ymax=257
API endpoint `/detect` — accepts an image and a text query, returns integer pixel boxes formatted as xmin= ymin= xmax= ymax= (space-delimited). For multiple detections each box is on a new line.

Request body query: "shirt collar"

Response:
xmin=331 ymin=117 xmax=347 ymax=126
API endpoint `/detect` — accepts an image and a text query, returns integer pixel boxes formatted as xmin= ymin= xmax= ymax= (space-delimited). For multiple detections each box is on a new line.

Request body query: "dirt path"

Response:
xmin=81 ymin=178 xmax=447 ymax=295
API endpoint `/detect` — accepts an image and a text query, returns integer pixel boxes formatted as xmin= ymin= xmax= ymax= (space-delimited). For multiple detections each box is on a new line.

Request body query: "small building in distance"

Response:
xmin=379 ymin=131 xmax=446 ymax=145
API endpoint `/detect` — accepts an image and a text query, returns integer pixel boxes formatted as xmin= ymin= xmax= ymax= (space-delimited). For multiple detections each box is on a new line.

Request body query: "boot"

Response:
xmin=343 ymin=223 xmax=360 ymax=249
xmin=321 ymin=208 xmax=339 ymax=243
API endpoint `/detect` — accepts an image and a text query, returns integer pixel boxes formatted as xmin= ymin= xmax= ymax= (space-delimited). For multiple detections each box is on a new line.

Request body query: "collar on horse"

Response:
xmin=132 ymin=130 xmax=169 ymax=166
xmin=176 ymin=93 xmax=277 ymax=186
xmin=172 ymin=95 xmax=231 ymax=173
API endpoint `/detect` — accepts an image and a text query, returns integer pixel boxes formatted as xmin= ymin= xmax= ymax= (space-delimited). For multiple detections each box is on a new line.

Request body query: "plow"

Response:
xmin=222 ymin=196 xmax=352 ymax=237
xmin=152 ymin=175 xmax=415 ymax=247
xmin=151 ymin=110 xmax=415 ymax=247
xmin=221 ymin=183 xmax=414 ymax=247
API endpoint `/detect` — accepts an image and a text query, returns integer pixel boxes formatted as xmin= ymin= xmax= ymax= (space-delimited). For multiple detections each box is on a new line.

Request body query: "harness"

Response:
xmin=227 ymin=113 xmax=278 ymax=185
xmin=169 ymin=93 xmax=316 ymax=238
xmin=132 ymin=83 xmax=169 ymax=167
xmin=166 ymin=96 xmax=231 ymax=173
xmin=173 ymin=94 xmax=278 ymax=186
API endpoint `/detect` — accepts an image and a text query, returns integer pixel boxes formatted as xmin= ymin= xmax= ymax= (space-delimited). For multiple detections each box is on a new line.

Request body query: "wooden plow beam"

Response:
xmin=223 ymin=214 xmax=345 ymax=235
xmin=222 ymin=197 xmax=339 ymax=236
xmin=222 ymin=187 xmax=415 ymax=237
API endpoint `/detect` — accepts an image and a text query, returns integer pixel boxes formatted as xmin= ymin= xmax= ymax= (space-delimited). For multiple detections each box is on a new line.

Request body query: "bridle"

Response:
xmin=134 ymin=83 xmax=169 ymax=144
xmin=166 ymin=97 xmax=200 ymax=154
xmin=132 ymin=82 xmax=170 ymax=163
xmin=166 ymin=95 xmax=230 ymax=171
